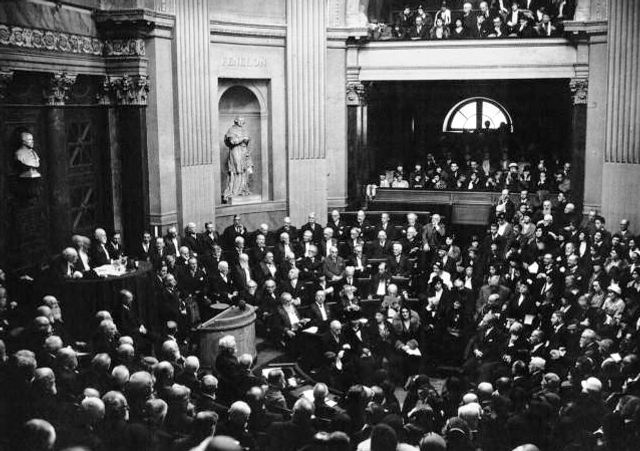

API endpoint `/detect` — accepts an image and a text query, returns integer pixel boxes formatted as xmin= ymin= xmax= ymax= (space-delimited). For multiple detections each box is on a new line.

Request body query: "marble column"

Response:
xmin=601 ymin=0 xmax=640 ymax=227
xmin=286 ymin=0 xmax=328 ymax=224
xmin=347 ymin=81 xmax=368 ymax=208
xmin=44 ymin=72 xmax=76 ymax=252
xmin=174 ymin=0 xmax=215 ymax=230
xmin=569 ymin=79 xmax=588 ymax=213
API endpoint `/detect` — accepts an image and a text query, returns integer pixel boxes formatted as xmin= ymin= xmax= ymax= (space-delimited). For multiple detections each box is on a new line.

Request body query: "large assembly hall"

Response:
xmin=0 ymin=1 xmax=639 ymax=450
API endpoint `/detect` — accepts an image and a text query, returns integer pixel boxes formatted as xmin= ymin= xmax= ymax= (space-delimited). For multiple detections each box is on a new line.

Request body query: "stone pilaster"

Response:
xmin=174 ymin=0 xmax=215 ymax=229
xmin=286 ymin=0 xmax=328 ymax=223
xmin=569 ymin=78 xmax=588 ymax=212
xmin=601 ymin=0 xmax=640 ymax=227
xmin=347 ymin=80 xmax=369 ymax=208
xmin=0 ymin=69 xmax=14 ymax=101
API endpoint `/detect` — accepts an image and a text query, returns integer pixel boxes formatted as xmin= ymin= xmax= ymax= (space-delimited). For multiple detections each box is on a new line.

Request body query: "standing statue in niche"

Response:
xmin=15 ymin=132 xmax=41 ymax=179
xmin=223 ymin=116 xmax=254 ymax=202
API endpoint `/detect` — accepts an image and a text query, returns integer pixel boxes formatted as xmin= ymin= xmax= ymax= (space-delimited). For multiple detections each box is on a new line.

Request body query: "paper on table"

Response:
xmin=303 ymin=326 xmax=319 ymax=334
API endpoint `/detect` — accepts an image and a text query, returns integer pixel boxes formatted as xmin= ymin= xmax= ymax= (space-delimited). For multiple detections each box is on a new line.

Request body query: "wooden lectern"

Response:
xmin=197 ymin=305 xmax=257 ymax=370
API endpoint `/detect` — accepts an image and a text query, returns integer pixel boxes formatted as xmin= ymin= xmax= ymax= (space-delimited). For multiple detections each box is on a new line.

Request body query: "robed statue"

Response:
xmin=223 ymin=116 xmax=254 ymax=202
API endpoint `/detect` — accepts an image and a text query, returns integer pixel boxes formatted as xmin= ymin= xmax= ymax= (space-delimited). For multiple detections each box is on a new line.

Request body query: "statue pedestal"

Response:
xmin=227 ymin=194 xmax=261 ymax=205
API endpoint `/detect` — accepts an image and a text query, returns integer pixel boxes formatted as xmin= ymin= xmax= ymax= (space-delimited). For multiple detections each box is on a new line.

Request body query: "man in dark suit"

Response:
xmin=106 ymin=231 xmax=125 ymax=260
xmin=505 ymin=0 xmax=524 ymax=33
xmin=307 ymin=290 xmax=333 ymax=332
xmin=300 ymin=212 xmax=323 ymax=245
xmin=198 ymin=222 xmax=220 ymax=257
xmin=409 ymin=15 xmax=429 ymax=39
xmin=164 ymin=226 xmax=181 ymax=258
xmin=319 ymin=228 xmax=339 ymax=259
xmin=462 ymin=1 xmax=478 ymax=30
xmin=116 ymin=289 xmax=154 ymax=354
xmin=375 ymin=212 xmax=396 ymax=241
xmin=159 ymin=274 xmax=186 ymax=333
xmin=90 ymin=228 xmax=112 ymax=267
xmin=504 ymin=281 xmax=536 ymax=322
xmin=281 ymin=268 xmax=307 ymax=306
xmin=182 ymin=222 xmax=202 ymax=255
xmin=353 ymin=210 xmax=374 ymax=242
xmin=299 ymin=245 xmax=323 ymax=282
xmin=248 ymin=233 xmax=269 ymax=269
xmin=258 ymin=252 xmax=279 ymax=285
xmin=221 ymin=215 xmax=248 ymax=251
xmin=370 ymin=261 xmax=392 ymax=297
xmin=225 ymin=236 xmax=246 ymax=267
xmin=347 ymin=245 xmax=370 ymax=278
xmin=136 ymin=231 xmax=153 ymax=262
xmin=208 ymin=261 xmax=238 ymax=305
xmin=150 ymin=237 xmax=168 ymax=269
xmin=327 ymin=210 xmax=348 ymax=242
xmin=321 ymin=320 xmax=345 ymax=355
xmin=51 ymin=247 xmax=82 ymax=280
xmin=250 ymin=223 xmax=277 ymax=248
xmin=276 ymin=216 xmax=299 ymax=244
xmin=178 ymin=257 xmax=207 ymax=298
xmin=232 ymin=253 xmax=255 ymax=294
xmin=387 ymin=243 xmax=412 ymax=278
xmin=266 ymin=399 xmax=316 ymax=451
xmin=342 ymin=227 xmax=365 ymax=259
xmin=367 ymin=230 xmax=392 ymax=259
xmin=470 ymin=13 xmax=490 ymax=38
xmin=274 ymin=232 xmax=298 ymax=264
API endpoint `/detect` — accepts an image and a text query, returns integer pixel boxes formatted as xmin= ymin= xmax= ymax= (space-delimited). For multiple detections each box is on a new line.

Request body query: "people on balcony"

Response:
xmin=367 ymin=0 xmax=573 ymax=41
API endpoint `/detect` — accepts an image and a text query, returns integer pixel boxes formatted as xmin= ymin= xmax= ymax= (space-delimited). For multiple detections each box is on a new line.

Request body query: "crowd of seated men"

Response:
xmin=367 ymin=151 xmax=571 ymax=199
xmin=2 ymin=191 xmax=640 ymax=450
xmin=367 ymin=0 xmax=573 ymax=40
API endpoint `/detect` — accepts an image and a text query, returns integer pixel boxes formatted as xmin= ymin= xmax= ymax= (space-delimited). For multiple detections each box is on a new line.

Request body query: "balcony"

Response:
xmin=350 ymin=38 xmax=579 ymax=81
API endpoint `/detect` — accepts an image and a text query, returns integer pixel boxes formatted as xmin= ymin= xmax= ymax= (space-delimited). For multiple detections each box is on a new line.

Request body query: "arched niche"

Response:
xmin=218 ymin=83 xmax=269 ymax=202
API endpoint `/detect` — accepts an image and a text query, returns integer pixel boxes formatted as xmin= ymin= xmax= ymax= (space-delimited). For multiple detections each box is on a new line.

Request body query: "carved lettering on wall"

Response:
xmin=221 ymin=56 xmax=267 ymax=68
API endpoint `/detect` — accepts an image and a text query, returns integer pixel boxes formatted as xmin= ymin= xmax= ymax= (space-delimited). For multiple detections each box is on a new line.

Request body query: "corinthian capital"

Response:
xmin=570 ymin=79 xmax=589 ymax=105
xmin=44 ymin=72 xmax=77 ymax=106
xmin=111 ymin=75 xmax=150 ymax=106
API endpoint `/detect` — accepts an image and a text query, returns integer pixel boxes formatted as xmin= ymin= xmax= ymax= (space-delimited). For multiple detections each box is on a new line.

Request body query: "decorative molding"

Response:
xmin=44 ymin=72 xmax=77 ymax=106
xmin=346 ymin=81 xmax=367 ymax=106
xmin=570 ymin=78 xmax=589 ymax=105
xmin=0 ymin=24 xmax=103 ymax=56
xmin=103 ymin=39 xmax=146 ymax=56
xmin=0 ymin=24 xmax=147 ymax=58
xmin=0 ymin=69 xmax=14 ymax=101
xmin=210 ymin=20 xmax=287 ymax=39
xmin=111 ymin=75 xmax=150 ymax=106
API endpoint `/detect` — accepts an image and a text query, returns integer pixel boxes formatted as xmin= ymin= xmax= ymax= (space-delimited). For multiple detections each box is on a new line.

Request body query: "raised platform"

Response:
xmin=369 ymin=188 xmax=539 ymax=225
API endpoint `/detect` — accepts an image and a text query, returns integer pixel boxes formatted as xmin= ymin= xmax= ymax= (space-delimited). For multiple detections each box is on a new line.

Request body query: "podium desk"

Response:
xmin=197 ymin=305 xmax=257 ymax=370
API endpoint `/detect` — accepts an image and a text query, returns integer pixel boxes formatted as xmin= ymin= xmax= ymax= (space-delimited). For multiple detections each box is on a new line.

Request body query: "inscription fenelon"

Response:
xmin=221 ymin=56 xmax=267 ymax=68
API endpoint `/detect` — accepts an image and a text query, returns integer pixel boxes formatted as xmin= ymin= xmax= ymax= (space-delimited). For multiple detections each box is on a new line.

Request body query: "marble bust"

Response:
xmin=15 ymin=132 xmax=41 ymax=179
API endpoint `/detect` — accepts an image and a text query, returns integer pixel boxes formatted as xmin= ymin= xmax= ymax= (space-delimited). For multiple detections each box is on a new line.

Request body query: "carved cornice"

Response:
xmin=0 ymin=69 xmax=14 ymax=101
xmin=346 ymin=81 xmax=367 ymax=106
xmin=44 ymin=72 xmax=77 ymax=106
xmin=570 ymin=78 xmax=589 ymax=105
xmin=0 ymin=24 xmax=146 ymax=57
xmin=0 ymin=24 xmax=103 ymax=55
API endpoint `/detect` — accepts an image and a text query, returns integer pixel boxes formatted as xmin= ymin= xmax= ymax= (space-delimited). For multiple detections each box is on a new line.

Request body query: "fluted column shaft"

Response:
xmin=174 ymin=0 xmax=215 ymax=228
xmin=605 ymin=1 xmax=640 ymax=163
xmin=600 ymin=0 xmax=640 ymax=227
xmin=286 ymin=0 xmax=328 ymax=224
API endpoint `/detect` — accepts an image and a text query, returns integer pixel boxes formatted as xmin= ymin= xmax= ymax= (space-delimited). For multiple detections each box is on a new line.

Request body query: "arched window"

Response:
xmin=443 ymin=97 xmax=513 ymax=133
